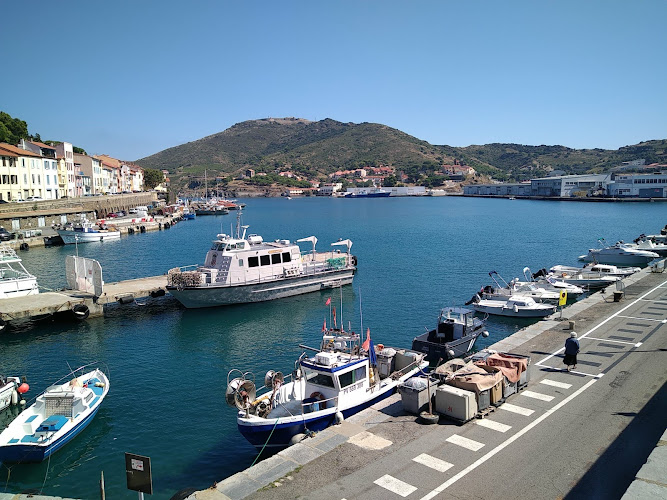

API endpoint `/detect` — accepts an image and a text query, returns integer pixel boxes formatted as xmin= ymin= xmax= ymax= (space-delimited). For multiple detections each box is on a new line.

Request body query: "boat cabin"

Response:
xmin=428 ymin=307 xmax=475 ymax=343
xmin=300 ymin=353 xmax=369 ymax=411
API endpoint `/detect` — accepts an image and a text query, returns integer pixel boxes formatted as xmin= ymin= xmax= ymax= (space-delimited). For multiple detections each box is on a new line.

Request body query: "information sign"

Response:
xmin=125 ymin=452 xmax=153 ymax=495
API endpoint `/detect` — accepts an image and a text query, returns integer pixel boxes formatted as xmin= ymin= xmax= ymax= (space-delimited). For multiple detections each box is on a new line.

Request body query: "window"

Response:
xmin=282 ymin=252 xmax=291 ymax=262
xmin=307 ymin=372 xmax=335 ymax=388
xmin=271 ymin=253 xmax=281 ymax=264
xmin=238 ymin=259 xmax=243 ymax=267
xmin=248 ymin=256 xmax=259 ymax=267
xmin=260 ymin=255 xmax=270 ymax=266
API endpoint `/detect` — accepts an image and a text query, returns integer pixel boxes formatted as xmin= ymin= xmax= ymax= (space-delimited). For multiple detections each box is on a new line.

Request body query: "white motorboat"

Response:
xmin=167 ymin=211 xmax=356 ymax=308
xmin=0 ymin=376 xmax=28 ymax=412
xmin=523 ymin=267 xmax=585 ymax=297
xmin=227 ymin=329 xmax=427 ymax=449
xmin=412 ymin=307 xmax=489 ymax=363
xmin=550 ymin=263 xmax=640 ymax=279
xmin=471 ymin=296 xmax=556 ymax=318
xmin=630 ymin=236 xmax=667 ymax=256
xmin=476 ymin=271 xmax=560 ymax=303
xmin=0 ymin=365 xmax=109 ymax=463
xmin=0 ymin=244 xmax=39 ymax=298
xmin=56 ymin=215 xmax=120 ymax=244
xmin=578 ymin=239 xmax=659 ymax=267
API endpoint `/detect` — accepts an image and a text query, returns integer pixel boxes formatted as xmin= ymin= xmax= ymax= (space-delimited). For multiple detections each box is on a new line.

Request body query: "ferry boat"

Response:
xmin=166 ymin=213 xmax=356 ymax=308
xmin=56 ymin=215 xmax=120 ymax=244
xmin=226 ymin=329 xmax=428 ymax=449
xmin=0 ymin=365 xmax=109 ymax=463
xmin=0 ymin=244 xmax=39 ymax=298
xmin=412 ymin=307 xmax=489 ymax=363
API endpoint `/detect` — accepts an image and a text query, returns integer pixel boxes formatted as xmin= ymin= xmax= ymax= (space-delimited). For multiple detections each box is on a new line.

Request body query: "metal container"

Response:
xmin=398 ymin=377 xmax=436 ymax=415
xmin=377 ymin=348 xmax=397 ymax=379
xmin=501 ymin=352 xmax=531 ymax=387
xmin=490 ymin=380 xmax=503 ymax=405
xmin=435 ymin=385 xmax=477 ymax=422
xmin=477 ymin=388 xmax=490 ymax=411
xmin=503 ymin=379 xmax=517 ymax=398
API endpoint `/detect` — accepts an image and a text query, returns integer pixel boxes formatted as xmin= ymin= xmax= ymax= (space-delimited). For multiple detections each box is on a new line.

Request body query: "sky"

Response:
xmin=2 ymin=1 xmax=666 ymax=161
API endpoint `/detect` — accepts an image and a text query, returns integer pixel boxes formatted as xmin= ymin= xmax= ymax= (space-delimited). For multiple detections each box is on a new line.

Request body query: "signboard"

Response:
xmin=125 ymin=452 xmax=153 ymax=495
xmin=558 ymin=290 xmax=568 ymax=307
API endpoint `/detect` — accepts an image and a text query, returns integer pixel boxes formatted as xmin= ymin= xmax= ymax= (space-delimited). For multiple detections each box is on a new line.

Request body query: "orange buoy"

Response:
xmin=18 ymin=383 xmax=29 ymax=394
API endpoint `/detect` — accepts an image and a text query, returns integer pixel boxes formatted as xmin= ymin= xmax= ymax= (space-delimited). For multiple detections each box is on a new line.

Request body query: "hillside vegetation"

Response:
xmin=135 ymin=118 xmax=666 ymax=191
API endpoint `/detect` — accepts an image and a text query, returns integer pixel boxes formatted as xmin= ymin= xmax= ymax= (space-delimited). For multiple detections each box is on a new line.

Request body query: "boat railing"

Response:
xmin=389 ymin=354 xmax=427 ymax=381
xmin=301 ymin=395 xmax=339 ymax=413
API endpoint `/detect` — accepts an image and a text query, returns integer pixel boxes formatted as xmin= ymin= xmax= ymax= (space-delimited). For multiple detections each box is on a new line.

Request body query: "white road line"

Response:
xmin=536 ymin=279 xmax=667 ymax=367
xmin=419 ymin=378 xmax=598 ymax=500
xmin=475 ymin=419 xmax=512 ymax=433
xmin=540 ymin=379 xmax=572 ymax=390
xmin=538 ymin=365 xmax=600 ymax=377
xmin=521 ymin=390 xmax=555 ymax=402
xmin=585 ymin=336 xmax=637 ymax=345
xmin=413 ymin=453 xmax=454 ymax=472
xmin=446 ymin=434 xmax=485 ymax=451
xmin=498 ymin=403 xmax=534 ymax=416
xmin=374 ymin=474 xmax=418 ymax=497
xmin=617 ymin=315 xmax=667 ymax=323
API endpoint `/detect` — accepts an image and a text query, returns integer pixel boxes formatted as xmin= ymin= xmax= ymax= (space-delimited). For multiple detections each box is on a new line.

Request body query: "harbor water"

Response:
xmin=0 ymin=196 xmax=661 ymax=498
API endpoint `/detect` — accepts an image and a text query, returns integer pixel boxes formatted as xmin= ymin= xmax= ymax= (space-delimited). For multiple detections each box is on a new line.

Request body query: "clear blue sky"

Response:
xmin=2 ymin=1 xmax=665 ymax=161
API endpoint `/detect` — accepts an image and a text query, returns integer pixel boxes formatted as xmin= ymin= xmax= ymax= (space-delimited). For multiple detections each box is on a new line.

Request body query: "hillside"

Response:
xmin=135 ymin=118 xmax=667 ymax=192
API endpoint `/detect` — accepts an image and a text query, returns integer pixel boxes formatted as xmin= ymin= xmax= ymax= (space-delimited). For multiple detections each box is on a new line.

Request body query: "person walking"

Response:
xmin=564 ymin=332 xmax=580 ymax=371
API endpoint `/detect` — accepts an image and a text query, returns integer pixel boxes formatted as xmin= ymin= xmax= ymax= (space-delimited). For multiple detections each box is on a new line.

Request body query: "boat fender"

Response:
xmin=289 ymin=433 xmax=307 ymax=446
xmin=18 ymin=383 xmax=29 ymax=394
xmin=351 ymin=256 xmax=358 ymax=266
xmin=0 ymin=318 xmax=6 ymax=332
xmin=447 ymin=349 xmax=455 ymax=358
xmin=513 ymin=304 xmax=519 ymax=313
xmin=117 ymin=295 xmax=135 ymax=305
xmin=334 ymin=411 xmax=344 ymax=425
xmin=19 ymin=243 xmax=29 ymax=251
xmin=482 ymin=330 xmax=490 ymax=338
xmin=140 ymin=226 xmax=146 ymax=233
xmin=11 ymin=390 xmax=18 ymax=406
xmin=94 ymin=382 xmax=105 ymax=388
xmin=72 ymin=304 xmax=90 ymax=320
xmin=150 ymin=289 xmax=166 ymax=298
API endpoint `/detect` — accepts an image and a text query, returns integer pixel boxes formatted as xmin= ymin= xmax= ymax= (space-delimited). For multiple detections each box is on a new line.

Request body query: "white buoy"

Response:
xmin=10 ymin=389 xmax=18 ymax=406
xmin=334 ymin=411 xmax=344 ymax=424
xmin=447 ymin=349 xmax=455 ymax=358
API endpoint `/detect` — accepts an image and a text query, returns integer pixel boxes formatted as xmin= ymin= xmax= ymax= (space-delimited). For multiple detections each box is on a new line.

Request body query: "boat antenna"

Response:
xmin=235 ymin=209 xmax=242 ymax=239
xmin=359 ymin=287 xmax=363 ymax=337
xmin=339 ymin=282 xmax=343 ymax=332
xmin=65 ymin=360 xmax=74 ymax=377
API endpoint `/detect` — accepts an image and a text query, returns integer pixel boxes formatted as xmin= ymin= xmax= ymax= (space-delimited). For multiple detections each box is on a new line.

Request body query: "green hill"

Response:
xmin=135 ymin=118 xmax=666 ymax=191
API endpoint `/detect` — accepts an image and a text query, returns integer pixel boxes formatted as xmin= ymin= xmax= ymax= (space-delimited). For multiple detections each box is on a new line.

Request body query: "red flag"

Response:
xmin=322 ymin=319 xmax=326 ymax=332
xmin=362 ymin=328 xmax=371 ymax=351
xmin=325 ymin=297 xmax=331 ymax=306
xmin=333 ymin=307 xmax=337 ymax=327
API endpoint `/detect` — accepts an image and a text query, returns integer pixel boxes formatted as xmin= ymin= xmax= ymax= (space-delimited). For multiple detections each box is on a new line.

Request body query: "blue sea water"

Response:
xmin=0 ymin=196 xmax=662 ymax=498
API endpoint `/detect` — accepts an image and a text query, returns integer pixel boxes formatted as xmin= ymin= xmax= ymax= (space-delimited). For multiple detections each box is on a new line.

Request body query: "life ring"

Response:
xmin=310 ymin=391 xmax=324 ymax=401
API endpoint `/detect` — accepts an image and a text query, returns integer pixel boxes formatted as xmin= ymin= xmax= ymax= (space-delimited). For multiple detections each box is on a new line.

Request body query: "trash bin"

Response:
xmin=399 ymin=377 xmax=436 ymax=415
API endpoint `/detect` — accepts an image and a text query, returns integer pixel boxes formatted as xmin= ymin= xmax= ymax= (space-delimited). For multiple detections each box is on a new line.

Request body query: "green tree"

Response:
xmin=143 ymin=168 xmax=164 ymax=189
xmin=0 ymin=111 xmax=30 ymax=144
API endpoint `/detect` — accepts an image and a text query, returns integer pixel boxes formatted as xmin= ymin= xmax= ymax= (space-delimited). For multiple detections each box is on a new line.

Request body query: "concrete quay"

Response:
xmin=190 ymin=264 xmax=667 ymax=500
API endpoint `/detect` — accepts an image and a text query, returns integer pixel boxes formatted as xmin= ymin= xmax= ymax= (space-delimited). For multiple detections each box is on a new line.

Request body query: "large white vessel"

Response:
xmin=0 ymin=244 xmax=39 ymax=298
xmin=166 ymin=215 xmax=357 ymax=308
xmin=578 ymin=239 xmax=658 ymax=266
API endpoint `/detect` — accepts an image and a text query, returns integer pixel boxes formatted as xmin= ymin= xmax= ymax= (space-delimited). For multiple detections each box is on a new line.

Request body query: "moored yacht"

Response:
xmin=167 ymin=212 xmax=356 ymax=308
xmin=0 ymin=244 xmax=39 ymax=298
xmin=578 ymin=239 xmax=659 ymax=266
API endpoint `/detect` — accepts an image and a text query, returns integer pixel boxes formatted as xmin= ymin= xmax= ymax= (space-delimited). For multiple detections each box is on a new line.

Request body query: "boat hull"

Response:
xmin=0 ymin=378 xmax=19 ymax=412
xmin=472 ymin=302 xmax=555 ymax=318
xmin=0 ymin=277 xmax=39 ymax=298
xmin=167 ymin=268 xmax=355 ymax=308
xmin=0 ymin=404 xmax=101 ymax=463
xmin=579 ymin=251 xmax=658 ymax=267
xmin=57 ymin=230 xmax=120 ymax=244
xmin=412 ymin=330 xmax=484 ymax=363
xmin=238 ymin=386 xmax=396 ymax=449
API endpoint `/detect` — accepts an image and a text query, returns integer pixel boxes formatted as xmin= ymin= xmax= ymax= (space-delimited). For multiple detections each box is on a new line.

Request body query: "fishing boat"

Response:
xmin=167 ymin=211 xmax=357 ymax=308
xmin=0 ymin=365 xmax=109 ymax=463
xmin=0 ymin=244 xmax=39 ymax=298
xmin=226 ymin=329 xmax=427 ymax=449
xmin=470 ymin=295 xmax=556 ymax=318
xmin=578 ymin=239 xmax=659 ymax=266
xmin=412 ymin=307 xmax=489 ymax=363
xmin=56 ymin=215 xmax=120 ymax=244
xmin=0 ymin=376 xmax=28 ymax=412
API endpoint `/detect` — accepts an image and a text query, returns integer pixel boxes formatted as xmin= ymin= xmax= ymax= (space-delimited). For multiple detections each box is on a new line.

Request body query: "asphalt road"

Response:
xmin=245 ymin=273 xmax=667 ymax=500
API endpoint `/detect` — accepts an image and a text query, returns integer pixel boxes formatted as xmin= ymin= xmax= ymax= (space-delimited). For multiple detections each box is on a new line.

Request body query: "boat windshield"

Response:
xmin=302 ymin=367 xmax=335 ymax=388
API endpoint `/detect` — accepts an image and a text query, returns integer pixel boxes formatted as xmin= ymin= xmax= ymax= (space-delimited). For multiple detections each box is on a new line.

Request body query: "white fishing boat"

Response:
xmin=578 ymin=239 xmax=659 ymax=266
xmin=56 ymin=215 xmax=120 ymax=244
xmin=226 ymin=329 xmax=427 ymax=449
xmin=471 ymin=296 xmax=556 ymax=318
xmin=167 ymin=211 xmax=356 ymax=308
xmin=0 ymin=376 xmax=28 ymax=412
xmin=0 ymin=365 xmax=109 ymax=463
xmin=0 ymin=244 xmax=39 ymax=298
xmin=412 ymin=307 xmax=489 ymax=363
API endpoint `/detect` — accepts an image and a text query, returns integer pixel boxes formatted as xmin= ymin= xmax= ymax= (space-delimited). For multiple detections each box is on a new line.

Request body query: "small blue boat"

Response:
xmin=0 ymin=366 xmax=109 ymax=463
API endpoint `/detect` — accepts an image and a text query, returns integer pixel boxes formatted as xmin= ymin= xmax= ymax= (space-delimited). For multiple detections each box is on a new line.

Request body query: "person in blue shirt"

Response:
xmin=563 ymin=332 xmax=580 ymax=371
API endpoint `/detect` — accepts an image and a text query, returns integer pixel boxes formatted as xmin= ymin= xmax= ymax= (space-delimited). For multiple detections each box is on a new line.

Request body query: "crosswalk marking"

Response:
xmin=499 ymin=403 xmax=535 ymax=416
xmin=413 ymin=453 xmax=454 ymax=472
xmin=521 ymin=390 xmax=555 ymax=402
xmin=475 ymin=419 xmax=512 ymax=433
xmin=540 ymin=379 xmax=572 ymax=390
xmin=374 ymin=474 xmax=417 ymax=497
xmin=446 ymin=434 xmax=485 ymax=451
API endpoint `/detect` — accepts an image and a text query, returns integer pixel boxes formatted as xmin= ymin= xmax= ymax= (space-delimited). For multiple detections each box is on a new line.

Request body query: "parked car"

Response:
xmin=25 ymin=196 xmax=43 ymax=201
xmin=0 ymin=227 xmax=11 ymax=241
xmin=107 ymin=213 xmax=118 ymax=218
